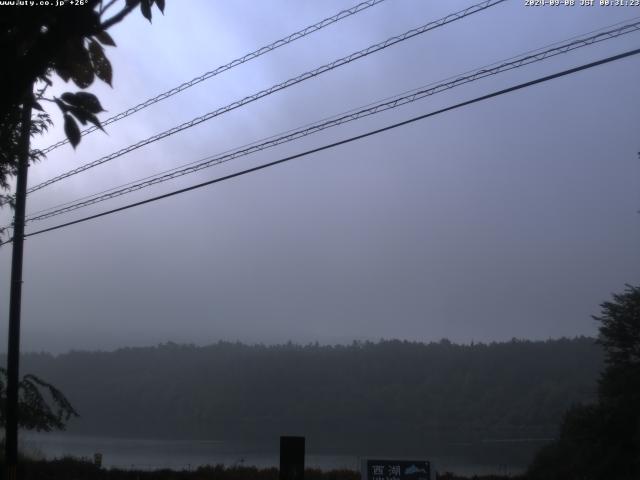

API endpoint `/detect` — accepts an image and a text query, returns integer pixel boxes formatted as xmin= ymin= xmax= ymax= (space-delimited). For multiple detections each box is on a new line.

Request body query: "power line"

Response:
xmin=25 ymin=0 xmax=506 ymax=196
xmin=14 ymin=47 xmax=639 ymax=243
xmin=28 ymin=15 xmax=640 ymax=220
xmin=39 ymin=0 xmax=390 ymax=154
xmin=23 ymin=19 xmax=640 ymax=224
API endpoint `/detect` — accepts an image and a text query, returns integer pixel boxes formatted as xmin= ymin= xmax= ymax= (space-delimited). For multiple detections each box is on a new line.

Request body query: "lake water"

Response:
xmin=22 ymin=433 xmax=525 ymax=477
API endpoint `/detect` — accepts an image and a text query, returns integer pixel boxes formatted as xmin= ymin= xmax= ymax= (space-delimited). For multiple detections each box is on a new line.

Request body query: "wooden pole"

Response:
xmin=5 ymin=86 xmax=33 ymax=480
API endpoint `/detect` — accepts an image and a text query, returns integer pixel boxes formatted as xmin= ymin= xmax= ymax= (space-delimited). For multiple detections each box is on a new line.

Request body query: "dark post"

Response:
xmin=5 ymin=88 xmax=33 ymax=480
xmin=280 ymin=436 xmax=305 ymax=480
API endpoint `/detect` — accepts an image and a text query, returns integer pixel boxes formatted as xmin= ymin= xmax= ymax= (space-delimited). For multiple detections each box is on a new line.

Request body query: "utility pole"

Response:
xmin=5 ymin=86 xmax=33 ymax=480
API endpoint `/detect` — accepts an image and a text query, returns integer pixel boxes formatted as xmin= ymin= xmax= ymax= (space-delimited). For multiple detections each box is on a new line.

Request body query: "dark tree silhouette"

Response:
xmin=0 ymin=0 xmax=165 ymax=219
xmin=528 ymin=285 xmax=640 ymax=480
xmin=0 ymin=0 xmax=165 ymax=451
xmin=11 ymin=337 xmax=602 ymax=461
xmin=0 ymin=368 xmax=78 ymax=432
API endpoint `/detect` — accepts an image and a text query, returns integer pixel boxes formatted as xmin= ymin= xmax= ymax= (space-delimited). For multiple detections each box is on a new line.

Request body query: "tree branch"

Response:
xmin=100 ymin=0 xmax=119 ymax=16
xmin=100 ymin=2 xmax=138 ymax=31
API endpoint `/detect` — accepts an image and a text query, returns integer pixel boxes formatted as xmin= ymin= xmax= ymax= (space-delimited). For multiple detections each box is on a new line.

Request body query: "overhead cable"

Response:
xmin=12 ymin=47 xmax=638 ymax=243
xmin=26 ymin=0 xmax=506 ymax=196
xmin=39 ymin=0 xmax=390 ymax=154
xmin=24 ymin=19 xmax=640 ymax=224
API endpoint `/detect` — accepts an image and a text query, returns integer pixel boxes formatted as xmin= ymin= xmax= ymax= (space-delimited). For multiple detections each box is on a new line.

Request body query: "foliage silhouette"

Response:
xmin=0 ymin=0 xmax=165 ymax=234
xmin=0 ymin=0 xmax=165 ymax=445
xmin=0 ymin=368 xmax=78 ymax=432
xmin=527 ymin=285 xmax=640 ymax=480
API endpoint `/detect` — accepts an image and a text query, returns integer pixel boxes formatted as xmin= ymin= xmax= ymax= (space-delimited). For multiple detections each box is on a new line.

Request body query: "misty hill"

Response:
xmin=16 ymin=338 xmax=601 ymax=457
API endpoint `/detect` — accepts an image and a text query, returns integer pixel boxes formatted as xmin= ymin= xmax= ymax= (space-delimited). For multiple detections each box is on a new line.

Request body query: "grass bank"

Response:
xmin=1 ymin=458 xmax=523 ymax=480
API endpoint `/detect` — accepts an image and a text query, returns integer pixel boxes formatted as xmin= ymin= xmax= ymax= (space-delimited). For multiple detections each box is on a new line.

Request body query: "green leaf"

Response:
xmin=140 ymin=0 xmax=152 ymax=22
xmin=85 ymin=112 xmax=105 ymax=132
xmin=55 ymin=68 xmax=71 ymax=83
xmin=54 ymin=98 xmax=69 ymax=112
xmin=69 ymin=107 xmax=88 ymax=125
xmin=67 ymin=42 xmax=95 ymax=89
xmin=63 ymin=114 xmax=81 ymax=148
xmin=154 ymin=0 xmax=165 ymax=13
xmin=71 ymin=68 xmax=94 ymax=88
xmin=95 ymin=30 xmax=116 ymax=47
xmin=60 ymin=92 xmax=76 ymax=104
xmin=88 ymin=39 xmax=103 ymax=58
xmin=89 ymin=40 xmax=112 ymax=86
xmin=61 ymin=91 xmax=104 ymax=113
xmin=75 ymin=92 xmax=104 ymax=113
xmin=60 ymin=91 xmax=106 ymax=133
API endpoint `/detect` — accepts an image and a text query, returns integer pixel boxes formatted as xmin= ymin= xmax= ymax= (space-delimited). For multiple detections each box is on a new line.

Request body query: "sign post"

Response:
xmin=280 ymin=436 xmax=305 ymax=480
xmin=362 ymin=459 xmax=432 ymax=480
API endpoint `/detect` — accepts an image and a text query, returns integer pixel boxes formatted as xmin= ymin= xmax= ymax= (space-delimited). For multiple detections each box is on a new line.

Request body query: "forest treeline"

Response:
xmin=9 ymin=338 xmax=601 ymax=458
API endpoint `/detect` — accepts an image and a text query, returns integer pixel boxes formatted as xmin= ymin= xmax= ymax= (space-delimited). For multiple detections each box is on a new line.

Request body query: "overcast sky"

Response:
xmin=1 ymin=0 xmax=639 ymax=353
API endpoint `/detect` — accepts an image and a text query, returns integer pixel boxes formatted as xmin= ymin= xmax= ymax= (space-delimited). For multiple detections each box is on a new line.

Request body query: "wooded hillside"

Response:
xmin=13 ymin=338 xmax=601 ymax=459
